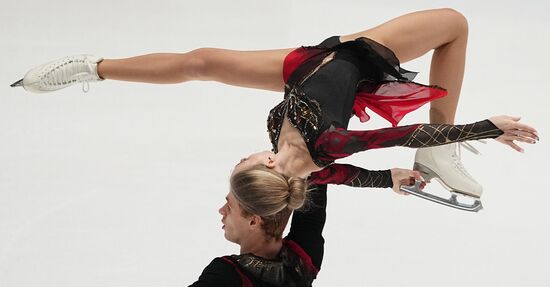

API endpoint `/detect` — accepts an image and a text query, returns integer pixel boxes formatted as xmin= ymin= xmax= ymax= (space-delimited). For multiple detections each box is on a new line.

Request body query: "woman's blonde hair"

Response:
xmin=230 ymin=164 xmax=308 ymax=238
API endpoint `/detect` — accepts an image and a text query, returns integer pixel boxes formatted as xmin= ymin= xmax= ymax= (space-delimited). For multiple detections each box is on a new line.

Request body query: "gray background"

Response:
xmin=1 ymin=0 xmax=548 ymax=286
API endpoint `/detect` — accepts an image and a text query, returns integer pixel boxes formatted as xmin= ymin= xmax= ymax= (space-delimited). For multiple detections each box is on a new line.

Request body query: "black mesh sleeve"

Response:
xmin=315 ymin=120 xmax=503 ymax=162
xmin=400 ymin=120 xmax=504 ymax=148
xmin=309 ymin=164 xmax=393 ymax=188
xmin=285 ymin=184 xmax=327 ymax=271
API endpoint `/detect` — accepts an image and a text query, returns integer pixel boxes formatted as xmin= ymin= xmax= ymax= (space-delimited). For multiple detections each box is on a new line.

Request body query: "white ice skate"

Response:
xmin=10 ymin=55 xmax=103 ymax=93
xmin=400 ymin=142 xmax=484 ymax=212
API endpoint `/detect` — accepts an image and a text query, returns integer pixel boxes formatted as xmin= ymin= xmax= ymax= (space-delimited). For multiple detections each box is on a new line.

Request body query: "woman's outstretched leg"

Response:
xmin=342 ymin=8 xmax=482 ymax=198
xmin=14 ymin=47 xmax=293 ymax=93
xmin=98 ymin=48 xmax=294 ymax=92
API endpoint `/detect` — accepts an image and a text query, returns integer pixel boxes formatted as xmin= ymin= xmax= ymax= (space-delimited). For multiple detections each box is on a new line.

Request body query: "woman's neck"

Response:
xmin=276 ymin=141 xmax=321 ymax=178
xmin=276 ymin=116 xmax=321 ymax=177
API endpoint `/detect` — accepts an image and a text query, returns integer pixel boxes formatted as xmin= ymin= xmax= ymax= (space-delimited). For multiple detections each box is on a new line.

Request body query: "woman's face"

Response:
xmin=231 ymin=150 xmax=275 ymax=176
xmin=218 ymin=192 xmax=251 ymax=244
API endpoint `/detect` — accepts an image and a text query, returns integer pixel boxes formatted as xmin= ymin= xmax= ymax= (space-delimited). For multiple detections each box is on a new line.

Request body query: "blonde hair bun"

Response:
xmin=230 ymin=164 xmax=309 ymax=238
xmin=286 ymin=177 xmax=307 ymax=210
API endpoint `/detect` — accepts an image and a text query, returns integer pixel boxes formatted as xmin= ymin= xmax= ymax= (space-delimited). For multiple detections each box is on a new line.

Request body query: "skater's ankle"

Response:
xmin=96 ymin=59 xmax=106 ymax=80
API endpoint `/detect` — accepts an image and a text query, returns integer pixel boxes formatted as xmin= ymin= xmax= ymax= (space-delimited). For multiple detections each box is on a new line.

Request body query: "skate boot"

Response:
xmin=10 ymin=55 xmax=103 ymax=93
xmin=401 ymin=142 xmax=484 ymax=212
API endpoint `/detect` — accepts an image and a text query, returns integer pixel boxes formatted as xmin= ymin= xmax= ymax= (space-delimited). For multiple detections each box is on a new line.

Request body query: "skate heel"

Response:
xmin=413 ymin=162 xmax=437 ymax=182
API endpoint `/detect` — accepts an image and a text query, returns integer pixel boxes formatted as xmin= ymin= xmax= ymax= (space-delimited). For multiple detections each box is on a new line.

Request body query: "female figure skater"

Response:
xmin=12 ymin=8 xmax=538 ymax=210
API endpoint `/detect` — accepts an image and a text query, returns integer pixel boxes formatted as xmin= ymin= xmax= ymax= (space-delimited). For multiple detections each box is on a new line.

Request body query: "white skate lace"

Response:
xmin=451 ymin=141 xmax=486 ymax=179
xmin=41 ymin=57 xmax=96 ymax=93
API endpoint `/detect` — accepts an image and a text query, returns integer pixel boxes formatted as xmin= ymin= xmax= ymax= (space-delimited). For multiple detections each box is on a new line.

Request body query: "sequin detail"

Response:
xmin=268 ymin=87 xmax=322 ymax=154
xmin=228 ymin=242 xmax=315 ymax=286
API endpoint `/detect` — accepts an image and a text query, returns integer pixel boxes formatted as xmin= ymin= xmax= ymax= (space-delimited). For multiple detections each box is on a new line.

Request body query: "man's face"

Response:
xmin=218 ymin=192 xmax=252 ymax=244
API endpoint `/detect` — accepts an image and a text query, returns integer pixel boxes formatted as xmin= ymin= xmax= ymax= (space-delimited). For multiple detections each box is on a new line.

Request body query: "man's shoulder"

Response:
xmin=188 ymin=257 xmax=242 ymax=287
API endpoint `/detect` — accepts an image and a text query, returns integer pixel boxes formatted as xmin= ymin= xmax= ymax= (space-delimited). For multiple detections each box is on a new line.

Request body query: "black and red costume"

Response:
xmin=190 ymin=36 xmax=503 ymax=286
xmin=269 ymin=36 xmax=503 ymax=189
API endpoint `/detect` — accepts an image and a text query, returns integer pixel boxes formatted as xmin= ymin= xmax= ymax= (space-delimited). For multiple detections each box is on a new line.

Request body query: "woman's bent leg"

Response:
xmin=98 ymin=47 xmax=294 ymax=92
xmin=341 ymin=8 xmax=468 ymax=124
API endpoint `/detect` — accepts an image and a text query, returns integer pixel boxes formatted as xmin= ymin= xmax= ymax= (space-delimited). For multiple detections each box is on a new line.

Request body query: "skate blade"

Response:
xmin=10 ymin=79 xmax=24 ymax=88
xmin=400 ymin=180 xmax=483 ymax=212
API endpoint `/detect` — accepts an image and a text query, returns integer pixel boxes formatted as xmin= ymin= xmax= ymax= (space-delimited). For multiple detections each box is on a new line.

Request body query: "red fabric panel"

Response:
xmin=283 ymin=239 xmax=319 ymax=275
xmin=283 ymin=47 xmax=323 ymax=83
xmin=353 ymin=82 xmax=447 ymax=127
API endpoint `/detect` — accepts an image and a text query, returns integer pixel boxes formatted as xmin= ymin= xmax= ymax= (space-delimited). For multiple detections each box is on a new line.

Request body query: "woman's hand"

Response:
xmin=390 ymin=168 xmax=425 ymax=195
xmin=489 ymin=115 xmax=539 ymax=153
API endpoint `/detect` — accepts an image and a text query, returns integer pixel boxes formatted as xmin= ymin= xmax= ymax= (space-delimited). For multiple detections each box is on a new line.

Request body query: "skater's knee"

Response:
xmin=437 ymin=8 xmax=469 ymax=37
xmin=183 ymin=48 xmax=215 ymax=80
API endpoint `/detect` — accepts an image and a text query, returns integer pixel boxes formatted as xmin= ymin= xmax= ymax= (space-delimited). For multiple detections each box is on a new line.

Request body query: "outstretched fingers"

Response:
xmin=490 ymin=115 xmax=540 ymax=151
xmin=512 ymin=129 xmax=539 ymax=142
xmin=508 ymin=117 xmax=539 ymax=139
xmin=496 ymin=131 xmax=538 ymax=153
xmin=497 ymin=135 xmax=526 ymax=152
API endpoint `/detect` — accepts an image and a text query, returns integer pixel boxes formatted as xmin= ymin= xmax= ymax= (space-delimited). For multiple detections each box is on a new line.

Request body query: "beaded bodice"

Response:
xmin=267 ymin=85 xmax=322 ymax=152
xmin=228 ymin=242 xmax=315 ymax=287
xmin=267 ymin=48 xmax=360 ymax=167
